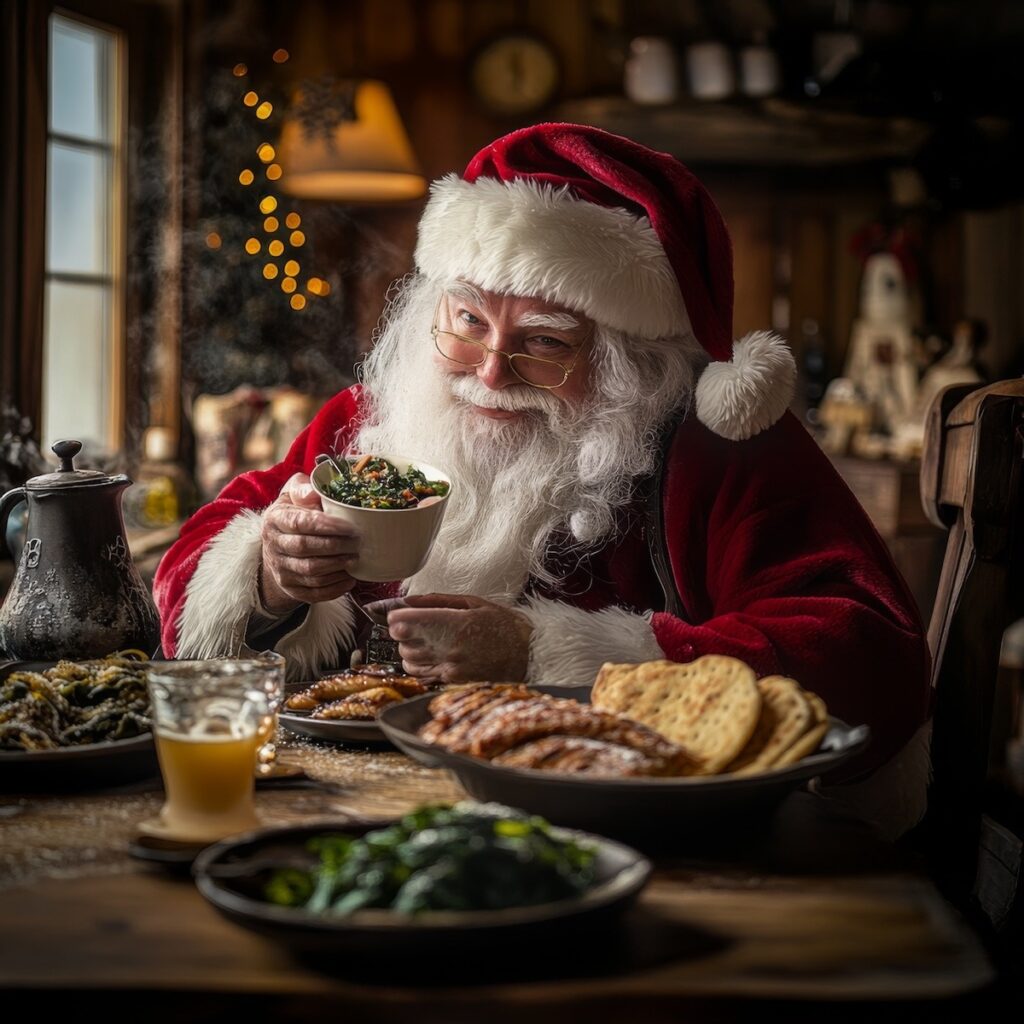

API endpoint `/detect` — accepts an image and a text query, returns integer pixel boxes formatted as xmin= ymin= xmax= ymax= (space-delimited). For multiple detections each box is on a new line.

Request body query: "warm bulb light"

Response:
xmin=281 ymin=277 xmax=297 ymax=293
xmin=263 ymin=263 xmax=279 ymax=280
xmin=233 ymin=63 xmax=248 ymax=77
xmin=259 ymin=196 xmax=278 ymax=214
xmin=268 ymin=239 xmax=284 ymax=256
xmin=272 ymin=49 xmax=289 ymax=63
xmin=266 ymin=164 xmax=283 ymax=181
xmin=239 ymin=169 xmax=255 ymax=186
xmin=245 ymin=238 xmax=261 ymax=254
xmin=285 ymin=212 xmax=301 ymax=229
xmin=256 ymin=101 xmax=273 ymax=120
xmin=289 ymin=230 xmax=305 ymax=247
xmin=277 ymin=80 xmax=425 ymax=201
xmin=257 ymin=143 xmax=275 ymax=163
xmin=284 ymin=259 xmax=300 ymax=276
xmin=290 ymin=294 xmax=306 ymax=310
xmin=263 ymin=216 xmax=279 ymax=232
xmin=243 ymin=91 xmax=258 ymax=107
xmin=205 ymin=232 xmax=222 ymax=249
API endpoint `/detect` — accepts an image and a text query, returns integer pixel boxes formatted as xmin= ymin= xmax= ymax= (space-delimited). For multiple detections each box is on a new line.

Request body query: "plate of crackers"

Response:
xmin=378 ymin=656 xmax=870 ymax=837
xmin=279 ymin=664 xmax=448 ymax=745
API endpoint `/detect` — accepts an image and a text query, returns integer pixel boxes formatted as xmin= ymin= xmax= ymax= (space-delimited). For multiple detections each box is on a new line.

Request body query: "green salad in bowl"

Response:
xmin=320 ymin=455 xmax=450 ymax=511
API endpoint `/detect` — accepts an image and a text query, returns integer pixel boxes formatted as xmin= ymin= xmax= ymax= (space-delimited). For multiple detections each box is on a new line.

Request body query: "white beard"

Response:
xmin=354 ymin=276 xmax=699 ymax=602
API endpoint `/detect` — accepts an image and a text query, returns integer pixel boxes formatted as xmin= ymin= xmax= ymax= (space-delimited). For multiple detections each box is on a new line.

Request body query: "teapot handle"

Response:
xmin=0 ymin=487 xmax=27 ymax=557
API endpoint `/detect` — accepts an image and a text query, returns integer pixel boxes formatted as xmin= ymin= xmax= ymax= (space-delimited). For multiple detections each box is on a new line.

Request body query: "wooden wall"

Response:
xmin=217 ymin=0 xmax=1013 ymax=386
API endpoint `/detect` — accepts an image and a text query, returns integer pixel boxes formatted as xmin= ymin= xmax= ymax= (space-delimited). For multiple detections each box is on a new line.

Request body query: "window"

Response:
xmin=43 ymin=12 xmax=125 ymax=451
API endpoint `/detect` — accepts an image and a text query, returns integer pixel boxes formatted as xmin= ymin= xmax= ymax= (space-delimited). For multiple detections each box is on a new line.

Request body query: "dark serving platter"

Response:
xmin=278 ymin=677 xmax=452 ymax=748
xmin=278 ymin=704 xmax=392 ymax=746
xmin=378 ymin=685 xmax=872 ymax=842
xmin=0 ymin=659 xmax=160 ymax=791
xmin=192 ymin=819 xmax=652 ymax=967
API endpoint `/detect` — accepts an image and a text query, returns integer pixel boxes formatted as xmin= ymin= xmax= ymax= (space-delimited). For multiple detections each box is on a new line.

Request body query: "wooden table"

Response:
xmin=0 ymin=738 xmax=1000 ymax=1022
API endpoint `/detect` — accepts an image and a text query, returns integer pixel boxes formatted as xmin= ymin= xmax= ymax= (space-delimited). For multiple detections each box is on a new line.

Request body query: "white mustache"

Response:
xmin=447 ymin=374 xmax=561 ymax=415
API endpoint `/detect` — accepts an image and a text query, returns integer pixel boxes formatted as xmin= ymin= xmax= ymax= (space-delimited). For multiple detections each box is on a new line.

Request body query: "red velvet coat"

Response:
xmin=154 ymin=386 xmax=932 ymax=780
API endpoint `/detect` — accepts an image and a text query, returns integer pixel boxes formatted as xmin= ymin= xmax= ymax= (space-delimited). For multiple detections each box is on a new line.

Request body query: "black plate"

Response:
xmin=0 ymin=731 xmax=158 ymax=791
xmin=278 ymin=677 xmax=446 ymax=747
xmin=278 ymin=708 xmax=391 ymax=746
xmin=378 ymin=685 xmax=872 ymax=841
xmin=0 ymin=660 xmax=160 ymax=791
xmin=192 ymin=819 xmax=652 ymax=967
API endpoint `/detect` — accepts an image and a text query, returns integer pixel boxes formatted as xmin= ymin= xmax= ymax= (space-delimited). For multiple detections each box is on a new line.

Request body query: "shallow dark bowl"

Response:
xmin=378 ymin=685 xmax=872 ymax=845
xmin=192 ymin=819 xmax=652 ymax=968
xmin=0 ymin=659 xmax=160 ymax=791
xmin=278 ymin=709 xmax=391 ymax=746
xmin=0 ymin=731 xmax=158 ymax=791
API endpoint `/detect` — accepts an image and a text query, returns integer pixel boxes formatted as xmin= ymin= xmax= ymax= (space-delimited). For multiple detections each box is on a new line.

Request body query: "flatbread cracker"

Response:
xmin=773 ymin=719 xmax=829 ymax=767
xmin=592 ymin=656 xmax=760 ymax=774
xmin=725 ymin=676 xmax=812 ymax=774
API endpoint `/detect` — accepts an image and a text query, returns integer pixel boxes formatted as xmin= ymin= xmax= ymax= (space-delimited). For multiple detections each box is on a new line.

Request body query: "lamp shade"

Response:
xmin=278 ymin=80 xmax=426 ymax=201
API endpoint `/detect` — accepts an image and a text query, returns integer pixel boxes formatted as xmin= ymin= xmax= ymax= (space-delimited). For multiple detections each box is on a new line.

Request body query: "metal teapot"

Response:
xmin=0 ymin=439 xmax=160 ymax=660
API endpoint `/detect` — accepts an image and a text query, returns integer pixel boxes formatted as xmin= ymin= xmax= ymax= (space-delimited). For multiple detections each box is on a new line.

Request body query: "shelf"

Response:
xmin=555 ymin=96 xmax=930 ymax=168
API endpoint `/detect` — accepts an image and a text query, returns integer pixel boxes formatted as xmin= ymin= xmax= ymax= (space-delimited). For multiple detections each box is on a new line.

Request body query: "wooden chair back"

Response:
xmin=919 ymin=379 xmax=1024 ymax=897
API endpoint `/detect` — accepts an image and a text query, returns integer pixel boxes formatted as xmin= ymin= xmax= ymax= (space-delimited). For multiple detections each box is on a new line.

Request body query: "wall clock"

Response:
xmin=470 ymin=34 xmax=560 ymax=116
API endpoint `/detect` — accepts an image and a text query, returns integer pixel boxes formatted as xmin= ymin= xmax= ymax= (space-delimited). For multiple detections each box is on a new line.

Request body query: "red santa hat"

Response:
xmin=413 ymin=123 xmax=796 ymax=441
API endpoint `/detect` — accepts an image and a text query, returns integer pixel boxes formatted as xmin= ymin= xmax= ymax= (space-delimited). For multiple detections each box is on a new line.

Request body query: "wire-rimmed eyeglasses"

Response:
xmin=430 ymin=294 xmax=586 ymax=390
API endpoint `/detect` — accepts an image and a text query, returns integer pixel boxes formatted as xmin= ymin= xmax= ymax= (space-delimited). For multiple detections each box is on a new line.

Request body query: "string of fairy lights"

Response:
xmin=204 ymin=49 xmax=331 ymax=312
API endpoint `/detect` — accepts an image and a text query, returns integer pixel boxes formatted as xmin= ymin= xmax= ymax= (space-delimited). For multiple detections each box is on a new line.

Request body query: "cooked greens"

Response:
xmin=264 ymin=803 xmax=597 ymax=916
xmin=0 ymin=655 xmax=151 ymax=751
xmin=322 ymin=456 xmax=449 ymax=510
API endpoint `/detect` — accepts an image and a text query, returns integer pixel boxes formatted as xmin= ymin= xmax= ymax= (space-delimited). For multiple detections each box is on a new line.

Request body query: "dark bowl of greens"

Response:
xmin=192 ymin=802 xmax=651 ymax=962
xmin=310 ymin=453 xmax=452 ymax=583
xmin=0 ymin=657 xmax=159 ymax=790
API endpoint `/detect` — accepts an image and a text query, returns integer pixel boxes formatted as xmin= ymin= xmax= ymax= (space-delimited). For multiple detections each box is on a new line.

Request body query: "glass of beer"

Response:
xmin=143 ymin=660 xmax=271 ymax=843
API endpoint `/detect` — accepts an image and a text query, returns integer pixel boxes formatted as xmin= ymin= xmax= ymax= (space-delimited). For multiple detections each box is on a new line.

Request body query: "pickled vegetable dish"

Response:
xmin=322 ymin=455 xmax=450 ymax=510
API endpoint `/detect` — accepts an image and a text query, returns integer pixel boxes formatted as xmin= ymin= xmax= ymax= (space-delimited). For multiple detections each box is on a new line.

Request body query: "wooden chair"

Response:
xmin=918 ymin=378 xmax=1024 ymax=925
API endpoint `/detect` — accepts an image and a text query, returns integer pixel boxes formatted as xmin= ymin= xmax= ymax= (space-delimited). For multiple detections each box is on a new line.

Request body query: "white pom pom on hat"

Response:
xmin=414 ymin=123 xmax=796 ymax=441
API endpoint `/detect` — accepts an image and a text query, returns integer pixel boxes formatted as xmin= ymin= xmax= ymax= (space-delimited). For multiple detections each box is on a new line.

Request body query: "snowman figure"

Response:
xmin=843 ymin=251 xmax=920 ymax=439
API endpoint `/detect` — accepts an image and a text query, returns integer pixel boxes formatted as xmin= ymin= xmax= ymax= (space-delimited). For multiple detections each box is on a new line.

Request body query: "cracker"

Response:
xmin=591 ymin=656 xmax=760 ymax=774
xmin=801 ymin=689 xmax=827 ymax=726
xmin=726 ymin=676 xmax=812 ymax=774
xmin=773 ymin=719 xmax=829 ymax=767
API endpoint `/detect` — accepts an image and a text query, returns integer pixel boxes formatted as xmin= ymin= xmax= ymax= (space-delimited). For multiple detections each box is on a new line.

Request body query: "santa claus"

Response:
xmin=154 ymin=125 xmax=932 ymax=839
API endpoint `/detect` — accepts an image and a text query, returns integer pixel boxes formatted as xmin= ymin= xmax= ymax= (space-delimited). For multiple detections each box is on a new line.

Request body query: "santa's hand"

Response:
xmin=385 ymin=594 xmax=533 ymax=683
xmin=259 ymin=473 xmax=360 ymax=616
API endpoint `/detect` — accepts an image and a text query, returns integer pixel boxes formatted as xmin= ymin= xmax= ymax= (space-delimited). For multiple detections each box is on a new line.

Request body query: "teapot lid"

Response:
xmin=26 ymin=440 xmax=117 ymax=489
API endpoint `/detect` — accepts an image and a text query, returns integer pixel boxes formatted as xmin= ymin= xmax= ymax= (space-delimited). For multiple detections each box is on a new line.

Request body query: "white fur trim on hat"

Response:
xmin=694 ymin=331 xmax=796 ymax=440
xmin=414 ymin=174 xmax=691 ymax=340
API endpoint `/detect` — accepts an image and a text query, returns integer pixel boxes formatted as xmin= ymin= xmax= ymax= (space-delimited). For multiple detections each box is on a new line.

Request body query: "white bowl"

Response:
xmin=310 ymin=453 xmax=452 ymax=583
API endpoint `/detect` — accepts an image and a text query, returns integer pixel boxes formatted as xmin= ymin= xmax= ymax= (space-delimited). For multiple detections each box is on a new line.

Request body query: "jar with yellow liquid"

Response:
xmin=141 ymin=660 xmax=277 ymax=843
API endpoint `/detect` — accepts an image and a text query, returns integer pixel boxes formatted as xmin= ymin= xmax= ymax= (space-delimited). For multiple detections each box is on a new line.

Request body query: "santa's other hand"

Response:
xmin=259 ymin=473 xmax=360 ymax=615
xmin=386 ymin=594 xmax=533 ymax=683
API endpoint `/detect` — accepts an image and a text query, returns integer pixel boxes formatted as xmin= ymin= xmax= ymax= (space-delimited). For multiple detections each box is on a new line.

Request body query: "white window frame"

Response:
xmin=42 ymin=9 xmax=127 ymax=452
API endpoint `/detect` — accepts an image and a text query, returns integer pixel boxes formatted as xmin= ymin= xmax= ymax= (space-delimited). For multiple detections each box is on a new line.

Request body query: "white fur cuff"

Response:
xmin=520 ymin=596 xmax=665 ymax=687
xmin=174 ymin=509 xmax=356 ymax=680
xmin=175 ymin=510 xmax=265 ymax=661
xmin=275 ymin=596 xmax=357 ymax=681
